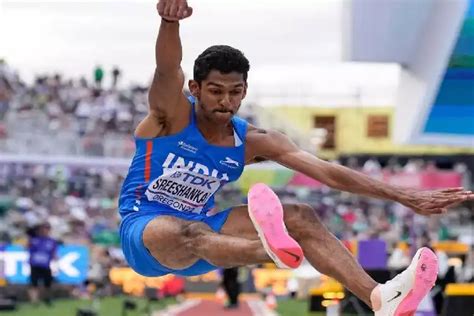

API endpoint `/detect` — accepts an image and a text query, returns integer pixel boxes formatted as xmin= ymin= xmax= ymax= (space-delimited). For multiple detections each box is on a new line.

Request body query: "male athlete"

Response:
xmin=119 ymin=1 xmax=474 ymax=314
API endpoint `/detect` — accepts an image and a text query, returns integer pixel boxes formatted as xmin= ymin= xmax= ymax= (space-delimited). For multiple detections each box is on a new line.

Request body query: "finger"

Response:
xmin=439 ymin=191 xmax=472 ymax=199
xmin=441 ymin=187 xmax=464 ymax=193
xmin=440 ymin=187 xmax=465 ymax=193
xmin=168 ymin=1 xmax=179 ymax=18
xmin=462 ymin=192 xmax=474 ymax=200
xmin=176 ymin=3 xmax=186 ymax=18
xmin=443 ymin=200 xmax=465 ymax=209
xmin=428 ymin=208 xmax=445 ymax=215
xmin=449 ymin=193 xmax=473 ymax=202
xmin=157 ymin=0 xmax=166 ymax=15
xmin=437 ymin=198 xmax=465 ymax=208
xmin=434 ymin=191 xmax=465 ymax=199
xmin=182 ymin=6 xmax=193 ymax=18
xmin=163 ymin=0 xmax=172 ymax=16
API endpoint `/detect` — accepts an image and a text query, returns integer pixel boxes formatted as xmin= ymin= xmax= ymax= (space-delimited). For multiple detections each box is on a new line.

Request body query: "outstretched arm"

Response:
xmin=246 ymin=127 xmax=474 ymax=215
xmin=136 ymin=0 xmax=193 ymax=137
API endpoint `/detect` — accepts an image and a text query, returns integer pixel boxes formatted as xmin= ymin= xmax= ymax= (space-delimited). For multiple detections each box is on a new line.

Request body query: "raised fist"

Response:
xmin=157 ymin=0 xmax=193 ymax=21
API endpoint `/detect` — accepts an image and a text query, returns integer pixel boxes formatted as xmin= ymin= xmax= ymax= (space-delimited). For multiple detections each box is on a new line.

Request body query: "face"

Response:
xmin=39 ymin=225 xmax=51 ymax=236
xmin=189 ymin=70 xmax=247 ymax=124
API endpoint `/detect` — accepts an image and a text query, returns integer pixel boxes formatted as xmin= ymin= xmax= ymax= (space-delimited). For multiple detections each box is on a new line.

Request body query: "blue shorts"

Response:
xmin=119 ymin=208 xmax=232 ymax=277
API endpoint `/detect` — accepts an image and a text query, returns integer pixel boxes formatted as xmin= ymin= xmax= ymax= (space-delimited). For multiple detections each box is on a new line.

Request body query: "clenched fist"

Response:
xmin=157 ymin=0 xmax=193 ymax=22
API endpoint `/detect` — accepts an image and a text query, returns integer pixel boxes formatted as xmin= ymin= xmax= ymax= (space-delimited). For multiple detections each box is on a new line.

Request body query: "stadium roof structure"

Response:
xmin=344 ymin=0 xmax=474 ymax=147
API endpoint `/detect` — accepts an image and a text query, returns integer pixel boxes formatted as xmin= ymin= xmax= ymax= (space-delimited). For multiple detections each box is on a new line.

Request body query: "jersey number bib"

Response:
xmin=145 ymin=168 xmax=222 ymax=213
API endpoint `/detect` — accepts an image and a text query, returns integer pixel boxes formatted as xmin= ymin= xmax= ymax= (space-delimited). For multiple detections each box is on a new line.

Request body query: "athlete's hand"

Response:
xmin=400 ymin=187 xmax=474 ymax=216
xmin=157 ymin=0 xmax=193 ymax=22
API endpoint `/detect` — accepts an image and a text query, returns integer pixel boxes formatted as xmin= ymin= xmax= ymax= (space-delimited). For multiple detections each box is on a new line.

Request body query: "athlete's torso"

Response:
xmin=119 ymin=97 xmax=248 ymax=218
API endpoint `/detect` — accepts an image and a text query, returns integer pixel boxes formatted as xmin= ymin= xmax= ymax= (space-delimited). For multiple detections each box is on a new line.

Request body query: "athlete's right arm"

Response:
xmin=135 ymin=0 xmax=193 ymax=138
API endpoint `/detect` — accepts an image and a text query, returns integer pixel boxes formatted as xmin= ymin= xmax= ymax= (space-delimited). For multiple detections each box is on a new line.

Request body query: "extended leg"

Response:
xmin=282 ymin=203 xmax=378 ymax=306
xmin=246 ymin=184 xmax=438 ymax=315
xmin=224 ymin=199 xmax=378 ymax=307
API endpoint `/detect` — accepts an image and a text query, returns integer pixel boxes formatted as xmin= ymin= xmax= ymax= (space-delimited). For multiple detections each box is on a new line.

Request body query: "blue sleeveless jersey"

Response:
xmin=119 ymin=97 xmax=248 ymax=219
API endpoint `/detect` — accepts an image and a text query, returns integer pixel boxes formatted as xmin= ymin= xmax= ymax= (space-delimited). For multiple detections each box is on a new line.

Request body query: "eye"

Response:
xmin=230 ymin=90 xmax=242 ymax=95
xmin=209 ymin=89 xmax=221 ymax=95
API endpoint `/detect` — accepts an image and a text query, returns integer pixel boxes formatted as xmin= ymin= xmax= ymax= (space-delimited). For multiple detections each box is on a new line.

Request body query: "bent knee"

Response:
xmin=284 ymin=203 xmax=322 ymax=237
xmin=285 ymin=203 xmax=318 ymax=222
xmin=143 ymin=216 xmax=183 ymax=250
xmin=142 ymin=217 xmax=200 ymax=270
xmin=182 ymin=222 xmax=215 ymax=253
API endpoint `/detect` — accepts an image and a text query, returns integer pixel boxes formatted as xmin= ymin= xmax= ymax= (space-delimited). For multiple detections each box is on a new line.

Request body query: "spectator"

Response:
xmin=111 ymin=66 xmax=121 ymax=89
xmin=27 ymin=222 xmax=58 ymax=306
xmin=362 ymin=157 xmax=382 ymax=174
xmin=222 ymin=267 xmax=241 ymax=309
xmin=0 ymin=77 xmax=12 ymax=121
xmin=94 ymin=65 xmax=104 ymax=89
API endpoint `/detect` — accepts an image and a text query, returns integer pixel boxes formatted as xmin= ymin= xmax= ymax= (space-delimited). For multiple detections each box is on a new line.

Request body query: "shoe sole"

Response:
xmin=394 ymin=247 xmax=438 ymax=316
xmin=247 ymin=183 xmax=304 ymax=269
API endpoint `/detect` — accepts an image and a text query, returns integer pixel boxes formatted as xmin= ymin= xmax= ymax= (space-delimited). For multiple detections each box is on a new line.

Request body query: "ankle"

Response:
xmin=370 ymin=284 xmax=382 ymax=311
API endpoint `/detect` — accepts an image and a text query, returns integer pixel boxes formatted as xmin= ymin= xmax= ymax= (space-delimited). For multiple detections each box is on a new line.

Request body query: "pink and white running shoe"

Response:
xmin=375 ymin=247 xmax=439 ymax=316
xmin=247 ymin=183 xmax=304 ymax=269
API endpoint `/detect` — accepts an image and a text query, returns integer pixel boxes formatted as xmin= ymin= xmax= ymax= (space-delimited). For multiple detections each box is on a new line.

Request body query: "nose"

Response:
xmin=219 ymin=94 xmax=231 ymax=107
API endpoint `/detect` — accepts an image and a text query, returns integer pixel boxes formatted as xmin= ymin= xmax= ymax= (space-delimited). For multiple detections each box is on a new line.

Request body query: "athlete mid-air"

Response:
xmin=118 ymin=1 xmax=474 ymax=314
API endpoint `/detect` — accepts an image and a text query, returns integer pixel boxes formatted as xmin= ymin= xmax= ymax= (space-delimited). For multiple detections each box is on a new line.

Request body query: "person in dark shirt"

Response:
xmin=111 ymin=66 xmax=121 ymax=89
xmin=27 ymin=222 xmax=58 ymax=305
xmin=222 ymin=267 xmax=241 ymax=309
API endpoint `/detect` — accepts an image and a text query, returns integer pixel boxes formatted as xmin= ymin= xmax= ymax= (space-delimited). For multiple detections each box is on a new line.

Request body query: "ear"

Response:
xmin=188 ymin=79 xmax=200 ymax=98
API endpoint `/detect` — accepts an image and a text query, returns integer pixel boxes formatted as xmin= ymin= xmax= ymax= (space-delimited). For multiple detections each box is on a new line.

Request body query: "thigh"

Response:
xmin=220 ymin=203 xmax=302 ymax=239
xmin=220 ymin=205 xmax=260 ymax=240
xmin=143 ymin=215 xmax=212 ymax=271
xmin=144 ymin=209 xmax=271 ymax=271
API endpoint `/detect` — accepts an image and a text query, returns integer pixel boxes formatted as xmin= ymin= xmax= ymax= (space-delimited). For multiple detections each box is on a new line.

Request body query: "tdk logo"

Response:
xmin=220 ymin=157 xmax=240 ymax=169
xmin=178 ymin=141 xmax=198 ymax=154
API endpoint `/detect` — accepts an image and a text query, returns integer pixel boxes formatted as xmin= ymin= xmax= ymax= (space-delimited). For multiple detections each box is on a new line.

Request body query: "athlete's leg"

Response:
xmin=246 ymin=184 xmax=438 ymax=315
xmin=143 ymin=206 xmax=376 ymax=305
xmin=222 ymin=203 xmax=378 ymax=307
xmin=142 ymin=215 xmax=270 ymax=271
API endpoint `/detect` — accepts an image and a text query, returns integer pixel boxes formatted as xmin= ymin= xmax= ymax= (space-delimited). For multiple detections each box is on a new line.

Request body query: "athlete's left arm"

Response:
xmin=245 ymin=127 xmax=474 ymax=216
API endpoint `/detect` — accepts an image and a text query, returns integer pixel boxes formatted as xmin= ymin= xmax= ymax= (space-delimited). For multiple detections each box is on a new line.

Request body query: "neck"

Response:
xmin=195 ymin=107 xmax=233 ymax=145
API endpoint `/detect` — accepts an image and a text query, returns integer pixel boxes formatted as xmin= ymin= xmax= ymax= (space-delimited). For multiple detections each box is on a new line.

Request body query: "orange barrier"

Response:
xmin=109 ymin=267 xmax=175 ymax=296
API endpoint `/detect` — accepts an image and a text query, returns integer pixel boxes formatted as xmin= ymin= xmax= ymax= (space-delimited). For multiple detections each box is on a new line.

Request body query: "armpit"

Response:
xmin=247 ymin=156 xmax=268 ymax=164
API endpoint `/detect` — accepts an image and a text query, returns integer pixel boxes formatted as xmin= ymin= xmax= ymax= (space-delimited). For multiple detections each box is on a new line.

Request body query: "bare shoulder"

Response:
xmin=246 ymin=125 xmax=273 ymax=148
xmin=134 ymin=95 xmax=191 ymax=138
xmin=245 ymin=125 xmax=298 ymax=164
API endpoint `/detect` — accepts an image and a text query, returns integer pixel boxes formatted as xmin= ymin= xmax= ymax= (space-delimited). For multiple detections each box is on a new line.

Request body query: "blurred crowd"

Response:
xmin=0 ymin=60 xmax=472 ymax=304
xmin=0 ymin=60 xmax=148 ymax=157
xmin=0 ymin=162 xmax=127 ymax=293
xmin=0 ymin=61 xmax=256 ymax=157
xmin=0 ymin=161 xmax=472 ymax=291
xmin=0 ymin=60 xmax=143 ymax=135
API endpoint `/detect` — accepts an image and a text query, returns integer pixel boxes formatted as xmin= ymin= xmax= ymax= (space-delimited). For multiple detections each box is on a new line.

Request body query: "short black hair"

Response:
xmin=193 ymin=45 xmax=250 ymax=84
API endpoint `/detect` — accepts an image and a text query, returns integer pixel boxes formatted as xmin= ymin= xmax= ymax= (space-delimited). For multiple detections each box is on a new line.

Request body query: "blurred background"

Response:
xmin=0 ymin=0 xmax=473 ymax=315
